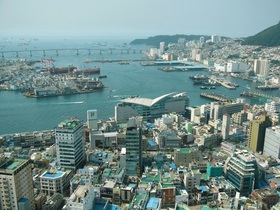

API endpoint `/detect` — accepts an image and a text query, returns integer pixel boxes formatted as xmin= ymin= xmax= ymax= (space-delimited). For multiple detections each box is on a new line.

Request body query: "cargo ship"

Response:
xmin=43 ymin=65 xmax=76 ymax=74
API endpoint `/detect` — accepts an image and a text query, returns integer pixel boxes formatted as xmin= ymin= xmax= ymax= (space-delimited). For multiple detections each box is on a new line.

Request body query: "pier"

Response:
xmin=200 ymin=92 xmax=233 ymax=102
xmin=0 ymin=48 xmax=145 ymax=58
xmin=210 ymin=76 xmax=237 ymax=89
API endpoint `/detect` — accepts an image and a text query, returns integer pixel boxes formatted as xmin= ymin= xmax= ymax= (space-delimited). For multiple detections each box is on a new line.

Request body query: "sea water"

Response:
xmin=0 ymin=36 xmax=279 ymax=135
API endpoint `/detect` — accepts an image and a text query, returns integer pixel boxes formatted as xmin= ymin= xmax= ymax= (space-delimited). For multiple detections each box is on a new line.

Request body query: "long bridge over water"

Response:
xmin=0 ymin=48 xmax=146 ymax=58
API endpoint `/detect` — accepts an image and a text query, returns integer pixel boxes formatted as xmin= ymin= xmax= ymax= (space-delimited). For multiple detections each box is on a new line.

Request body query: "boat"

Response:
xmin=83 ymin=67 xmax=100 ymax=74
xmin=200 ymin=86 xmax=207 ymax=89
xmin=74 ymin=67 xmax=101 ymax=75
xmin=98 ymin=75 xmax=107 ymax=79
xmin=118 ymin=61 xmax=129 ymax=65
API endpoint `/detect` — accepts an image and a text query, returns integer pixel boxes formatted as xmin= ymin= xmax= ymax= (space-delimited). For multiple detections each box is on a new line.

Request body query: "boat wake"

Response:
xmin=56 ymin=101 xmax=85 ymax=105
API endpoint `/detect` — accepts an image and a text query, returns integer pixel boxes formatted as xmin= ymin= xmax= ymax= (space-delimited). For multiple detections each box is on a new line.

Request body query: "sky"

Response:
xmin=0 ymin=0 xmax=280 ymax=39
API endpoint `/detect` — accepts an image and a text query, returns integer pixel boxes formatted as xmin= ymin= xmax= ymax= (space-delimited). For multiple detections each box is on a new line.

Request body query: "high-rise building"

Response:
xmin=159 ymin=42 xmax=165 ymax=55
xmin=254 ymin=59 xmax=270 ymax=77
xmin=263 ymin=126 xmax=280 ymax=159
xmin=0 ymin=155 xmax=35 ymax=210
xmin=225 ymin=150 xmax=258 ymax=196
xmin=210 ymin=101 xmax=244 ymax=120
xmin=248 ymin=115 xmax=272 ymax=153
xmin=125 ymin=117 xmax=143 ymax=177
xmin=222 ymin=114 xmax=230 ymax=140
xmin=55 ymin=118 xmax=86 ymax=170
xmin=87 ymin=109 xmax=98 ymax=130
xmin=211 ymin=35 xmax=220 ymax=43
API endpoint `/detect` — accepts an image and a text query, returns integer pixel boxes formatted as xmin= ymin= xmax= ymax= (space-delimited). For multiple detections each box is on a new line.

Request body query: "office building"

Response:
xmin=55 ymin=118 xmax=86 ymax=170
xmin=125 ymin=117 xmax=143 ymax=177
xmin=0 ymin=155 xmax=35 ymax=210
xmin=248 ymin=115 xmax=272 ymax=153
xmin=115 ymin=92 xmax=189 ymax=123
xmin=254 ymin=59 xmax=270 ymax=77
xmin=225 ymin=150 xmax=258 ymax=196
xmin=263 ymin=126 xmax=280 ymax=159
xmin=210 ymin=101 xmax=244 ymax=120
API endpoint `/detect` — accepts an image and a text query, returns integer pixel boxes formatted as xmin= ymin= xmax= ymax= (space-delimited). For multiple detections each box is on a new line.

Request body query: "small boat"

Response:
xmin=200 ymin=86 xmax=207 ymax=89
xmin=98 ymin=75 xmax=107 ymax=79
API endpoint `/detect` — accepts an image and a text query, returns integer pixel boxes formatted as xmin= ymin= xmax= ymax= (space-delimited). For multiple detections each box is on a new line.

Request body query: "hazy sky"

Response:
xmin=1 ymin=0 xmax=280 ymax=39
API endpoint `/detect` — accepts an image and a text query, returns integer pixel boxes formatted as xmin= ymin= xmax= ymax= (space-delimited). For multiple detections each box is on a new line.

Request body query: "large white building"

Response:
xmin=263 ymin=126 xmax=280 ymax=159
xmin=115 ymin=92 xmax=189 ymax=123
xmin=222 ymin=114 xmax=230 ymax=140
xmin=254 ymin=59 xmax=270 ymax=77
xmin=40 ymin=168 xmax=73 ymax=196
xmin=87 ymin=109 xmax=98 ymax=130
xmin=63 ymin=185 xmax=95 ymax=210
xmin=265 ymin=101 xmax=280 ymax=114
xmin=55 ymin=118 xmax=86 ymax=170
xmin=0 ymin=156 xmax=35 ymax=210
xmin=210 ymin=101 xmax=244 ymax=120
xmin=125 ymin=117 xmax=143 ymax=177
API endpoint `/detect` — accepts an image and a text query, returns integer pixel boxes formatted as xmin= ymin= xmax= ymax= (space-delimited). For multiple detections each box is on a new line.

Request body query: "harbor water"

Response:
xmin=0 ymin=37 xmax=279 ymax=135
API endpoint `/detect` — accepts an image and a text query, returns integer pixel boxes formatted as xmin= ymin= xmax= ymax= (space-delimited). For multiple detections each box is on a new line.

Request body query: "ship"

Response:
xmin=44 ymin=65 xmax=76 ymax=74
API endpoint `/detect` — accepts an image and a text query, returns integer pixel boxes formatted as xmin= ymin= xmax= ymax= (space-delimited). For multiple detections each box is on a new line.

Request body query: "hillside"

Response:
xmin=242 ymin=21 xmax=280 ymax=46
xmin=130 ymin=34 xmax=211 ymax=46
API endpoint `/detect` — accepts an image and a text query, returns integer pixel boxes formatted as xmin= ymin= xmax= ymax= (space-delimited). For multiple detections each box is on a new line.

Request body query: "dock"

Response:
xmin=210 ymin=77 xmax=237 ymax=89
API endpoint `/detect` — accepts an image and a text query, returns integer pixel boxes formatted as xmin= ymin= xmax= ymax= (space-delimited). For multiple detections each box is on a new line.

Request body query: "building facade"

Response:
xmin=55 ymin=118 xmax=86 ymax=170
xmin=0 ymin=156 xmax=35 ymax=210
xmin=248 ymin=115 xmax=272 ymax=153
xmin=225 ymin=150 xmax=258 ymax=196
xmin=125 ymin=117 xmax=143 ymax=177
xmin=263 ymin=126 xmax=280 ymax=159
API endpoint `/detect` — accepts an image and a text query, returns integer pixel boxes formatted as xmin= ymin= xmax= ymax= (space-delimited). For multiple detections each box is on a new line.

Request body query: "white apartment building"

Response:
xmin=0 ymin=156 xmax=35 ymax=210
xmin=265 ymin=101 xmax=280 ymax=113
xmin=55 ymin=118 xmax=86 ymax=170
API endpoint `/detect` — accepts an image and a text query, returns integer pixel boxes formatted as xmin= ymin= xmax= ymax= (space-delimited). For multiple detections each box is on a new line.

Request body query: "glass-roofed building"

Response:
xmin=115 ymin=92 xmax=189 ymax=123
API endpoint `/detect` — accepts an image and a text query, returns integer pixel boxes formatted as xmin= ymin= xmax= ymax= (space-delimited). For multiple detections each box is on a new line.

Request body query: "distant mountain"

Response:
xmin=130 ymin=34 xmax=211 ymax=46
xmin=242 ymin=21 xmax=280 ymax=46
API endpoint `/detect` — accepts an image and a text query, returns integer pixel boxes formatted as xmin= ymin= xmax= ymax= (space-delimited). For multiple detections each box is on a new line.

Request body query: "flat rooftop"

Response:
xmin=42 ymin=171 xmax=65 ymax=179
xmin=0 ymin=158 xmax=27 ymax=171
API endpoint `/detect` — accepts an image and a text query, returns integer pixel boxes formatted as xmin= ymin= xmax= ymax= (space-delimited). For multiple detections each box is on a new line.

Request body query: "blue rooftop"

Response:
xmin=42 ymin=171 xmax=64 ymax=179
xmin=198 ymin=186 xmax=208 ymax=192
xmin=148 ymin=140 xmax=157 ymax=147
xmin=170 ymin=162 xmax=177 ymax=169
xmin=146 ymin=197 xmax=159 ymax=209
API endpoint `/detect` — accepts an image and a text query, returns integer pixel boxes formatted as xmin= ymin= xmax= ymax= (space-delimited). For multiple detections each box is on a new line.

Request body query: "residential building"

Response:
xmin=40 ymin=168 xmax=73 ymax=196
xmin=0 ymin=156 xmax=35 ymax=210
xmin=55 ymin=118 xmax=86 ymax=170
xmin=174 ymin=148 xmax=203 ymax=166
xmin=254 ymin=59 xmax=270 ymax=77
xmin=63 ymin=185 xmax=95 ymax=210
